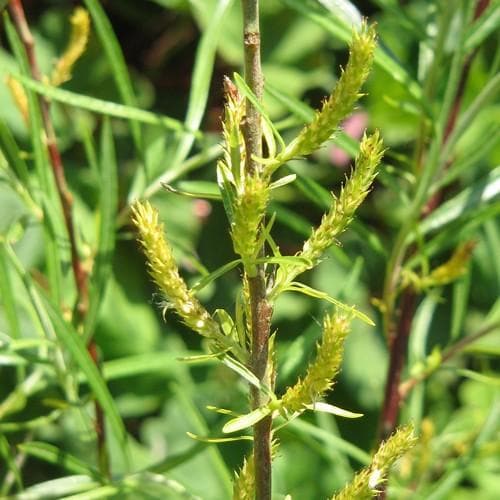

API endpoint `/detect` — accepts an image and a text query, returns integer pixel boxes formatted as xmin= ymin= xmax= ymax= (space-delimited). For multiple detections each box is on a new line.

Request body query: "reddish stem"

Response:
xmin=377 ymin=2 xmax=490 ymax=497
xmin=8 ymin=0 xmax=109 ymax=478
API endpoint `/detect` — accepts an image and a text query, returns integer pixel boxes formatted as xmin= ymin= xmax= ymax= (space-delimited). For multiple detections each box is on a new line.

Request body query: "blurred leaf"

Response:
xmin=418 ymin=167 xmax=500 ymax=236
xmin=0 ymin=433 xmax=22 ymax=494
xmin=0 ymin=118 xmax=30 ymax=186
xmin=4 ymin=15 xmax=66 ymax=304
xmin=13 ymin=75 xmax=189 ymax=133
xmin=152 ymin=0 xmax=233 ymax=192
xmin=464 ymin=4 xmax=500 ymax=53
xmin=84 ymin=0 xmax=143 ymax=156
xmin=18 ymin=442 xmax=99 ymax=477
xmin=454 ymin=368 xmax=500 ymax=387
xmin=40 ymin=295 xmax=129 ymax=467
xmin=286 ymin=418 xmax=371 ymax=465
xmin=0 ymin=245 xmax=21 ymax=341
xmin=15 ymin=476 xmax=101 ymax=499
xmin=84 ymin=118 xmax=118 ymax=343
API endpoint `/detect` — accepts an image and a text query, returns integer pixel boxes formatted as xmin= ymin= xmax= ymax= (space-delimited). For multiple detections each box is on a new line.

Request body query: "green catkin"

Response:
xmin=232 ymin=454 xmax=254 ymax=500
xmin=131 ymin=201 xmax=220 ymax=339
xmin=300 ymin=131 xmax=384 ymax=267
xmin=331 ymin=425 xmax=417 ymax=500
xmin=272 ymin=23 xmax=377 ymax=167
xmin=281 ymin=313 xmax=350 ymax=413
xmin=231 ymin=173 xmax=270 ymax=276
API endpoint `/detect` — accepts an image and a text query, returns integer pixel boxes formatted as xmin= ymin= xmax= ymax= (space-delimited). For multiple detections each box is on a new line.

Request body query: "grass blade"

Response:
xmin=83 ymin=0 xmax=143 ymax=156
xmin=42 ymin=295 xmax=129 ymax=467
xmin=12 ymin=75 xmax=190 ymax=133
xmin=18 ymin=442 xmax=99 ymax=477
xmin=145 ymin=0 xmax=233 ymax=192
xmin=418 ymin=167 xmax=500 ymax=236
xmin=83 ymin=118 xmax=118 ymax=343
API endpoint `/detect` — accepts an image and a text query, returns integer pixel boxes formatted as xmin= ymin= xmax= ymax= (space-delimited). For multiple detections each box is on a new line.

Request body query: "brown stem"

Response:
xmin=378 ymin=290 xmax=416 ymax=442
xmin=8 ymin=0 xmax=109 ymax=478
xmin=241 ymin=1 xmax=272 ymax=498
xmin=377 ymin=4 xmax=491 ymax=497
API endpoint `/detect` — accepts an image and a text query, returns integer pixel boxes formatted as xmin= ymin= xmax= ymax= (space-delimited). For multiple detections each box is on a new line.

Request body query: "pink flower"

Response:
xmin=329 ymin=111 xmax=368 ymax=167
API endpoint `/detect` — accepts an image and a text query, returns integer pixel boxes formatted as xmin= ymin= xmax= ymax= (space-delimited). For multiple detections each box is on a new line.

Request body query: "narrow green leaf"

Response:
xmin=162 ymin=181 xmax=222 ymax=200
xmin=4 ymin=15 xmax=65 ymax=304
xmin=217 ymin=161 xmax=237 ymax=223
xmin=60 ymin=485 xmax=119 ymax=500
xmin=222 ymin=406 xmax=272 ymax=434
xmin=269 ymin=174 xmax=297 ymax=190
xmin=84 ymin=0 xmax=143 ymax=155
xmin=234 ymin=72 xmax=286 ymax=150
xmin=0 ymin=245 xmax=21 ymax=341
xmin=99 ymin=351 xmax=200 ymax=381
xmin=41 ymin=296 xmax=129 ymax=466
xmin=171 ymin=383 xmax=233 ymax=497
xmin=0 ymin=433 xmax=23 ymax=493
xmin=18 ymin=442 xmax=99 ymax=477
xmin=304 ymin=402 xmax=363 ymax=418
xmin=464 ymin=5 xmax=500 ymax=53
xmin=287 ymin=418 xmax=371 ymax=465
xmin=152 ymin=0 xmax=233 ymax=190
xmin=187 ymin=432 xmax=253 ymax=443
xmin=0 ymin=409 xmax=62 ymax=432
xmin=83 ymin=118 xmax=118 ymax=343
xmin=454 ymin=368 xmax=500 ymax=386
xmin=191 ymin=259 xmax=241 ymax=292
xmin=13 ymin=75 xmax=190 ymax=133
xmin=286 ymin=281 xmax=375 ymax=325
xmin=0 ymin=118 xmax=30 ymax=186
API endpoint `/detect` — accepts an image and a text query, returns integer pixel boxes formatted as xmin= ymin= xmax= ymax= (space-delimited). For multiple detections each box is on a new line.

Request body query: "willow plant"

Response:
xmin=132 ymin=8 xmax=415 ymax=498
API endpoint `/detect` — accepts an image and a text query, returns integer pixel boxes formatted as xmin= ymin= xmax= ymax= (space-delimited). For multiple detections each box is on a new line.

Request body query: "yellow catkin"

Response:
xmin=131 ymin=201 xmax=220 ymax=339
xmin=281 ymin=313 xmax=350 ymax=413
xmin=273 ymin=23 xmax=377 ymax=167
xmin=403 ymin=241 xmax=475 ymax=291
xmin=6 ymin=75 xmax=29 ymax=124
xmin=331 ymin=425 xmax=416 ymax=500
xmin=51 ymin=7 xmax=90 ymax=86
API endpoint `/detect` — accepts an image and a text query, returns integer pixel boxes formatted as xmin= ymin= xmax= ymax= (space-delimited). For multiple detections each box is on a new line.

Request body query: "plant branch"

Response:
xmin=8 ymin=0 xmax=109 ymax=478
xmin=241 ymin=1 xmax=272 ymax=498
xmin=377 ymin=2 xmax=490 ymax=495
xmin=399 ymin=321 xmax=500 ymax=399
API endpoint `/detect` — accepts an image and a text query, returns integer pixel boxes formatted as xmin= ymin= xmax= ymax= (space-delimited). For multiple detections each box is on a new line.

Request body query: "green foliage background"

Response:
xmin=0 ymin=0 xmax=499 ymax=498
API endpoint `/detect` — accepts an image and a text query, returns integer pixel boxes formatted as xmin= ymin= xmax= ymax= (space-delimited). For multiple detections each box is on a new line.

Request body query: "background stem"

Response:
xmin=241 ymin=1 xmax=272 ymax=498
xmin=8 ymin=0 xmax=110 ymax=479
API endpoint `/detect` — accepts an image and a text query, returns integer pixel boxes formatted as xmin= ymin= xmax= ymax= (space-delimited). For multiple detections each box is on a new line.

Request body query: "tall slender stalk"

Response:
xmin=377 ymin=0 xmax=491 ymax=495
xmin=7 ymin=0 xmax=109 ymax=478
xmin=240 ymin=1 xmax=272 ymax=498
